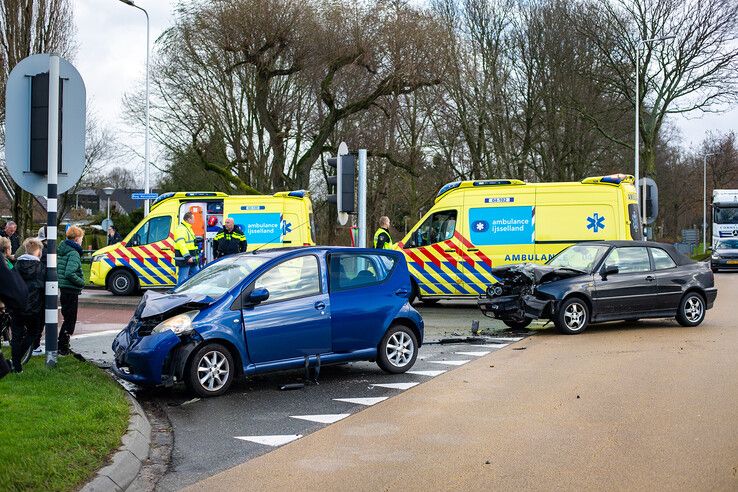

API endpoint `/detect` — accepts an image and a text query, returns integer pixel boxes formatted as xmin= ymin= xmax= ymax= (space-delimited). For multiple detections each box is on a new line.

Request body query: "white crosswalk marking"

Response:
xmin=472 ymin=344 xmax=509 ymax=349
xmin=290 ymin=414 xmax=351 ymax=424
xmin=370 ymin=382 xmax=419 ymax=390
xmin=428 ymin=360 xmax=470 ymax=366
xmin=234 ymin=435 xmax=302 ymax=446
xmin=407 ymin=370 xmax=446 ymax=377
xmin=334 ymin=397 xmax=388 ymax=406
xmin=455 ymin=351 xmax=491 ymax=357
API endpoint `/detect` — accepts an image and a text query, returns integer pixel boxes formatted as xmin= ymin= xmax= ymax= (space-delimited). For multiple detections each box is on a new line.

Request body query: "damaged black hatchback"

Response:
xmin=478 ymin=241 xmax=718 ymax=334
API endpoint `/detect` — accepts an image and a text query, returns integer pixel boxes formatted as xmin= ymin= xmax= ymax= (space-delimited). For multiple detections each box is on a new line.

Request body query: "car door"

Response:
xmin=242 ymin=254 xmax=331 ymax=364
xmin=328 ymin=252 xmax=407 ymax=352
xmin=592 ymin=246 xmax=656 ymax=316
xmin=649 ymin=247 xmax=683 ymax=311
xmin=125 ymin=215 xmax=175 ymax=286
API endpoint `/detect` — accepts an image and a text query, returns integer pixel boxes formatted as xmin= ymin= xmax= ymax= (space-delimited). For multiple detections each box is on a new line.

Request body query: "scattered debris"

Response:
xmin=489 ymin=365 xmax=494 ymax=368
xmin=180 ymin=397 xmax=200 ymax=406
xmin=576 ymin=395 xmax=580 ymax=399
xmin=485 ymin=460 xmax=491 ymax=465
xmin=512 ymin=347 xmax=527 ymax=351
xmin=471 ymin=320 xmax=481 ymax=335
xmin=280 ymin=383 xmax=305 ymax=391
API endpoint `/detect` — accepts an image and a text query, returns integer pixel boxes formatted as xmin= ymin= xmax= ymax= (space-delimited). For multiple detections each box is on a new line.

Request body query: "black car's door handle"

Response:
xmin=646 ymin=275 xmax=655 ymax=282
xmin=395 ymin=288 xmax=409 ymax=297
xmin=314 ymin=301 xmax=326 ymax=310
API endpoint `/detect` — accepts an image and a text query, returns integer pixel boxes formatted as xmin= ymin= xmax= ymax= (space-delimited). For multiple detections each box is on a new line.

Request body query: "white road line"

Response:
xmin=428 ymin=360 xmax=469 ymax=366
xmin=407 ymin=370 xmax=446 ymax=377
xmin=234 ymin=435 xmax=302 ymax=446
xmin=428 ymin=360 xmax=470 ymax=366
xmin=370 ymin=382 xmax=419 ymax=390
xmin=472 ymin=343 xmax=509 ymax=349
xmin=71 ymin=329 xmax=122 ymax=339
xmin=290 ymin=414 xmax=351 ymax=424
xmin=455 ymin=351 xmax=491 ymax=357
xmin=483 ymin=337 xmax=523 ymax=342
xmin=334 ymin=397 xmax=388 ymax=406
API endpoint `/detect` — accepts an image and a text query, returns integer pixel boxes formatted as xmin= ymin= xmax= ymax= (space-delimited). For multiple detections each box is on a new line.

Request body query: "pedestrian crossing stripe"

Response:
xmin=334 ymin=397 xmax=388 ymax=406
xmin=370 ymin=382 xmax=420 ymax=390
xmin=428 ymin=360 xmax=470 ymax=366
xmin=407 ymin=370 xmax=446 ymax=377
xmin=455 ymin=351 xmax=491 ymax=357
xmin=234 ymin=435 xmax=302 ymax=446
xmin=290 ymin=414 xmax=351 ymax=424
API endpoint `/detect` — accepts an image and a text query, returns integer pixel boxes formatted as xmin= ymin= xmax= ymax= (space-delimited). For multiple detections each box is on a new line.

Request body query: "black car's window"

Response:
xmin=254 ymin=255 xmax=321 ymax=303
xmin=547 ymin=244 xmax=611 ymax=272
xmin=650 ymin=248 xmax=676 ymax=270
xmin=603 ymin=247 xmax=651 ymax=274
xmin=405 ymin=210 xmax=457 ymax=248
xmin=329 ymin=253 xmax=397 ymax=292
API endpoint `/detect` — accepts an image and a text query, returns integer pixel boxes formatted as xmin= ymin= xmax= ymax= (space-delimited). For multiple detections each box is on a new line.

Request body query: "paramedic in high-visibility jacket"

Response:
xmin=373 ymin=216 xmax=393 ymax=249
xmin=174 ymin=212 xmax=200 ymax=286
xmin=213 ymin=217 xmax=247 ymax=258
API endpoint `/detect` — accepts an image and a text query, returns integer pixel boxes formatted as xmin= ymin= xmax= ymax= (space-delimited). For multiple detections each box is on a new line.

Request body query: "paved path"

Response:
xmin=190 ymin=273 xmax=738 ymax=491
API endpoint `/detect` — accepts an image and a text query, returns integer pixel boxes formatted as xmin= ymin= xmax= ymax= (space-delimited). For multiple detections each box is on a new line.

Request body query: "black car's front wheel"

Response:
xmin=676 ymin=292 xmax=706 ymax=327
xmin=555 ymin=297 xmax=590 ymax=335
xmin=186 ymin=343 xmax=235 ymax=397
xmin=377 ymin=324 xmax=418 ymax=374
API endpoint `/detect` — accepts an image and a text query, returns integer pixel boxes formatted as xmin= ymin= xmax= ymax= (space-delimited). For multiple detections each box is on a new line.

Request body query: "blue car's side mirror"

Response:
xmin=246 ymin=287 xmax=270 ymax=306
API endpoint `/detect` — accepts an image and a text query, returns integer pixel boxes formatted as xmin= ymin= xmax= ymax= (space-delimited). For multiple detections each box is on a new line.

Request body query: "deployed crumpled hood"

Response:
xmin=490 ymin=263 xmax=585 ymax=284
xmin=138 ymin=289 xmax=215 ymax=318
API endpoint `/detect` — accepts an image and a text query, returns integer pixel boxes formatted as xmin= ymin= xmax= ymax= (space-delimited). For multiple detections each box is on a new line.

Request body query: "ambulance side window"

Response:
xmin=131 ymin=216 xmax=171 ymax=246
xmin=406 ymin=210 xmax=457 ymax=248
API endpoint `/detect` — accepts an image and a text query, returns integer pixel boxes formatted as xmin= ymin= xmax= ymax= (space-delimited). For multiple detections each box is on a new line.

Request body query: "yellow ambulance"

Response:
xmin=90 ymin=190 xmax=315 ymax=295
xmin=396 ymin=174 xmax=641 ymax=302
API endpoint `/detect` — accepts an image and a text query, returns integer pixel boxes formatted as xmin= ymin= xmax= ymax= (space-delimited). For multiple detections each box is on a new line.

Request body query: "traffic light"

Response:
xmin=327 ymin=153 xmax=356 ymax=213
xmin=29 ymin=72 xmax=63 ymax=174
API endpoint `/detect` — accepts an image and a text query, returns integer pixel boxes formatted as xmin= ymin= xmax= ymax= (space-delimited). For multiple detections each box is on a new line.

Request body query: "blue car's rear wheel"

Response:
xmin=377 ymin=324 xmax=418 ymax=374
xmin=186 ymin=343 xmax=235 ymax=397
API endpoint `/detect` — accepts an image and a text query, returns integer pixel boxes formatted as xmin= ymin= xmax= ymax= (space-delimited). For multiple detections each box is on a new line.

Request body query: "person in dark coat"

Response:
xmin=107 ymin=225 xmax=122 ymax=246
xmin=10 ymin=238 xmax=45 ymax=372
xmin=0 ymin=237 xmax=28 ymax=375
xmin=213 ymin=217 xmax=247 ymax=258
xmin=57 ymin=226 xmax=85 ymax=355
xmin=0 ymin=220 xmax=21 ymax=262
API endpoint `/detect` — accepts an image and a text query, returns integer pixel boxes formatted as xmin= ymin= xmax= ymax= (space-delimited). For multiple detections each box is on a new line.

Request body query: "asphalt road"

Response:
xmin=191 ymin=273 xmax=738 ymax=491
xmin=59 ymin=297 xmax=519 ymax=490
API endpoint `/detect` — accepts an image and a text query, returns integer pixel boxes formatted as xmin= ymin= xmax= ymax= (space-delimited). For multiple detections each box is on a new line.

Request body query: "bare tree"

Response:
xmin=581 ymin=0 xmax=738 ymax=178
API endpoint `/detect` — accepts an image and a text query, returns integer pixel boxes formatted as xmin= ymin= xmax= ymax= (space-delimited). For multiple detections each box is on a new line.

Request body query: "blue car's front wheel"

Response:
xmin=377 ymin=324 xmax=418 ymax=374
xmin=186 ymin=343 xmax=235 ymax=397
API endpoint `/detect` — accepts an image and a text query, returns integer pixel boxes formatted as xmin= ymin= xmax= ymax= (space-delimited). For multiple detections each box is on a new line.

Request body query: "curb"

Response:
xmin=78 ymin=297 xmax=141 ymax=308
xmin=81 ymin=392 xmax=152 ymax=492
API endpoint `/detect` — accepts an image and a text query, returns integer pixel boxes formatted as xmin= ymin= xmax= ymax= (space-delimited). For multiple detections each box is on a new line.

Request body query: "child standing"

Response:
xmin=10 ymin=238 xmax=45 ymax=371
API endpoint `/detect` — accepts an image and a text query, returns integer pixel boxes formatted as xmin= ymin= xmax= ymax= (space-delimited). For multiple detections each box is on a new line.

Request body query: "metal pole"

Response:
xmin=107 ymin=196 xmax=111 ymax=222
xmin=45 ymin=54 xmax=60 ymax=368
xmin=358 ymin=149 xmax=367 ymax=248
xmin=143 ymin=8 xmax=151 ymax=217
xmin=635 ymin=41 xmax=640 ymax=232
xmin=703 ymin=154 xmax=707 ymax=253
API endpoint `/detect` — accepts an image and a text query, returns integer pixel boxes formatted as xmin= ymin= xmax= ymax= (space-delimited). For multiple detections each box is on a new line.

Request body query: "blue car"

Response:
xmin=112 ymin=247 xmax=424 ymax=397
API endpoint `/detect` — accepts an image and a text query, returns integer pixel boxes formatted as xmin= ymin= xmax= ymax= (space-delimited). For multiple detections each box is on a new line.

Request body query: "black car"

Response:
xmin=478 ymin=241 xmax=718 ymax=334
xmin=710 ymin=239 xmax=738 ymax=272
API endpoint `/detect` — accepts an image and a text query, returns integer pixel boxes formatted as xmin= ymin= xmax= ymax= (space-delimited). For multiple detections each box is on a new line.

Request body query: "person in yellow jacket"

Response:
xmin=174 ymin=212 xmax=200 ymax=286
xmin=373 ymin=216 xmax=393 ymax=249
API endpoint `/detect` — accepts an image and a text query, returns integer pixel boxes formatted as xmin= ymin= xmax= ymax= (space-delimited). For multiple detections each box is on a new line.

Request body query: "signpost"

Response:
xmin=4 ymin=53 xmax=86 ymax=368
xmin=132 ymin=192 xmax=158 ymax=201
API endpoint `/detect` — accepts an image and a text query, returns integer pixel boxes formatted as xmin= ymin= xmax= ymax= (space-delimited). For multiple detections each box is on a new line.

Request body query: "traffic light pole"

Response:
xmin=358 ymin=149 xmax=367 ymax=248
xmin=45 ymin=54 xmax=60 ymax=368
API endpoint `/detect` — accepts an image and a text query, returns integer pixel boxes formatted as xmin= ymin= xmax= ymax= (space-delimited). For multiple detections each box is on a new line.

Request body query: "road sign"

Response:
xmin=5 ymin=53 xmax=86 ymax=196
xmin=101 ymin=218 xmax=113 ymax=231
xmin=636 ymin=177 xmax=659 ymax=225
xmin=132 ymin=193 xmax=158 ymax=200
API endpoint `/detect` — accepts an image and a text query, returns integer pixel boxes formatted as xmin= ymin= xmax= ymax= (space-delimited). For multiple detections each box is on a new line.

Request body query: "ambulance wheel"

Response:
xmin=108 ymin=269 xmax=137 ymax=296
xmin=503 ymin=318 xmax=532 ymax=330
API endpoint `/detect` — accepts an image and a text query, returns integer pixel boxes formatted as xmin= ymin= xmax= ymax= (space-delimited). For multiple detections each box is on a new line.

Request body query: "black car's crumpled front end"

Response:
xmin=478 ymin=264 xmax=582 ymax=323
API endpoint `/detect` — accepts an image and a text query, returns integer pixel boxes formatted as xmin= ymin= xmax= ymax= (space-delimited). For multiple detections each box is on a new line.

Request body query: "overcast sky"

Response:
xmin=73 ymin=0 xmax=738 ymax=181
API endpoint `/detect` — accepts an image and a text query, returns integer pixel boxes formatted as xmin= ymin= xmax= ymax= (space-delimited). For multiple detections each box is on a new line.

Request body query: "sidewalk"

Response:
xmin=189 ymin=276 xmax=738 ymax=491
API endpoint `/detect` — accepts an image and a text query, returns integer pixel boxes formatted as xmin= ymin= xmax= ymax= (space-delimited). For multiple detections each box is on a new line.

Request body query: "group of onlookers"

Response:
xmin=0 ymin=220 xmax=85 ymax=376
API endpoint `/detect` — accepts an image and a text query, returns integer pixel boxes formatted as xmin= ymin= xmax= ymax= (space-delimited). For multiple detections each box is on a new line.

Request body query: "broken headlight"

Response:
xmin=152 ymin=310 xmax=199 ymax=336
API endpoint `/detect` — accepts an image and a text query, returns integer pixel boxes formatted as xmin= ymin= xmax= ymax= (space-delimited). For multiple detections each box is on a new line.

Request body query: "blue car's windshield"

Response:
xmin=173 ymin=256 xmax=269 ymax=299
xmin=547 ymin=244 xmax=610 ymax=273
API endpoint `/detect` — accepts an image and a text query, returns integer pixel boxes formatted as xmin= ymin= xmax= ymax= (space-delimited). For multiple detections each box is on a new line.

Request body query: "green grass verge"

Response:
xmin=81 ymin=262 xmax=91 ymax=285
xmin=0 ymin=350 xmax=129 ymax=491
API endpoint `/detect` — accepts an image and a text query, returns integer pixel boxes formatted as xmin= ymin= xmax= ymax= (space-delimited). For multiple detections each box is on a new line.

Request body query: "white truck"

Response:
xmin=712 ymin=189 xmax=738 ymax=246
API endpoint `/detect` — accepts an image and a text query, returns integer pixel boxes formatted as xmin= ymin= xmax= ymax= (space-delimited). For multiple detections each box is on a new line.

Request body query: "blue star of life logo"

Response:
xmin=587 ymin=213 xmax=605 ymax=233
xmin=472 ymin=220 xmax=489 ymax=232
xmin=280 ymin=216 xmax=292 ymax=235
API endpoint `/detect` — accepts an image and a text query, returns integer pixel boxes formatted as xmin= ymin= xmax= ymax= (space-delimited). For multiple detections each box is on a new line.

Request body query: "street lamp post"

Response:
xmin=634 ymin=36 xmax=674 ymax=238
xmin=103 ymin=187 xmax=114 ymax=223
xmin=703 ymin=153 xmax=718 ymax=252
xmin=118 ymin=0 xmax=151 ymax=217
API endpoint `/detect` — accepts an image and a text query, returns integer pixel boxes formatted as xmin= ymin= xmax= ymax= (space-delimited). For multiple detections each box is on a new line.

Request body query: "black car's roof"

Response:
xmin=571 ymin=241 xmax=694 ymax=265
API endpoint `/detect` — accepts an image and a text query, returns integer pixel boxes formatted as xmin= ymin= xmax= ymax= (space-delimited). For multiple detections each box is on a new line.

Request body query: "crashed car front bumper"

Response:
xmin=478 ymin=294 xmax=551 ymax=320
xmin=111 ymin=328 xmax=182 ymax=386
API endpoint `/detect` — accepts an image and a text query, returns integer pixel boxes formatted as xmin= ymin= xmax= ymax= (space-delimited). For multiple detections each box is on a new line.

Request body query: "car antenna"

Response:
xmin=251 ymin=218 xmax=311 ymax=254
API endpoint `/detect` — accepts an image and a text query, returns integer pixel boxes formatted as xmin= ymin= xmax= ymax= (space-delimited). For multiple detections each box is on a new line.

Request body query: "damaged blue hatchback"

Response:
xmin=112 ymin=247 xmax=424 ymax=397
